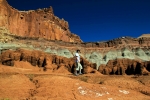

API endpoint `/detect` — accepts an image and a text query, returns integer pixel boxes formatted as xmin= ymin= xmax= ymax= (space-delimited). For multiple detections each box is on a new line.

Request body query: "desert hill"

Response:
xmin=0 ymin=73 xmax=150 ymax=100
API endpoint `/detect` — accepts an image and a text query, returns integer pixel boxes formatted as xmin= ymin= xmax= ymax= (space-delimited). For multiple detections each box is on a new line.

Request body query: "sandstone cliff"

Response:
xmin=0 ymin=0 xmax=82 ymax=42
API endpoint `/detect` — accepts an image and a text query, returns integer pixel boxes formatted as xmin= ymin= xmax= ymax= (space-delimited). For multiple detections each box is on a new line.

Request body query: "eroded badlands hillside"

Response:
xmin=0 ymin=29 xmax=150 ymax=75
xmin=0 ymin=0 xmax=150 ymax=75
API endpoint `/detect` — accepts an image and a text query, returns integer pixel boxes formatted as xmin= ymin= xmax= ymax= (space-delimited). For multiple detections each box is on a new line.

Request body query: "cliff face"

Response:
xmin=0 ymin=0 xmax=82 ymax=42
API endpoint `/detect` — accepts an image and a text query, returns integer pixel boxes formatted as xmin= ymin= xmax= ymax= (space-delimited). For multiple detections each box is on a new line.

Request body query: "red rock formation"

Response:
xmin=98 ymin=58 xmax=150 ymax=75
xmin=0 ymin=0 xmax=82 ymax=42
xmin=1 ymin=49 xmax=150 ymax=75
xmin=0 ymin=49 xmax=96 ymax=74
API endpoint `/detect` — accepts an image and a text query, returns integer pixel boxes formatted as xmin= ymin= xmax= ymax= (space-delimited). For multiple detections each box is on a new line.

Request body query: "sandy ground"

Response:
xmin=0 ymin=62 xmax=150 ymax=100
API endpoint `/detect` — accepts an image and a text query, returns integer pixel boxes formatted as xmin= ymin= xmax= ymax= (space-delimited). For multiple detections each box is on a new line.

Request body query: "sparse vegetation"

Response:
xmin=140 ymin=90 xmax=150 ymax=96
xmin=78 ymin=76 xmax=88 ymax=82
xmin=26 ymin=74 xmax=35 ymax=81
xmin=0 ymin=98 xmax=10 ymax=100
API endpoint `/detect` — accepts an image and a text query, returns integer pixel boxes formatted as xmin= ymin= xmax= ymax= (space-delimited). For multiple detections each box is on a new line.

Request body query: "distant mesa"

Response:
xmin=138 ymin=34 xmax=150 ymax=38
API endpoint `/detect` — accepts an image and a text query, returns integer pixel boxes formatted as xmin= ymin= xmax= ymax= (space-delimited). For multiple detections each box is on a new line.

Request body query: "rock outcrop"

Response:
xmin=1 ymin=44 xmax=150 ymax=75
xmin=98 ymin=59 xmax=150 ymax=75
xmin=0 ymin=49 xmax=97 ymax=74
xmin=0 ymin=0 xmax=82 ymax=42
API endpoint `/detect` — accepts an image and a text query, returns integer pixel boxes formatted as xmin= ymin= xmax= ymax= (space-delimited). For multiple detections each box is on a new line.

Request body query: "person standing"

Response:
xmin=74 ymin=49 xmax=83 ymax=76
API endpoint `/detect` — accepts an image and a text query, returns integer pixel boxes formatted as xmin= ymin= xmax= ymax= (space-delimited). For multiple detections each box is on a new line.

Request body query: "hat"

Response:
xmin=76 ymin=49 xmax=80 ymax=53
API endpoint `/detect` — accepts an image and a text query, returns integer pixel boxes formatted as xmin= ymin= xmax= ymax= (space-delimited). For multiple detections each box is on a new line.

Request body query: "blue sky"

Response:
xmin=7 ymin=0 xmax=150 ymax=42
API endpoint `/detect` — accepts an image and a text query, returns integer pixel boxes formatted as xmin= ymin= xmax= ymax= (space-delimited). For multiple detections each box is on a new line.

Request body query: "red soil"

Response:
xmin=0 ymin=62 xmax=150 ymax=100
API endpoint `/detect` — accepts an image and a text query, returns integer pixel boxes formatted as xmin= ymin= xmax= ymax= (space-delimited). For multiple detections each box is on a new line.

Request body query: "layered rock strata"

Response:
xmin=0 ymin=49 xmax=97 ymax=74
xmin=98 ymin=59 xmax=150 ymax=75
xmin=1 ymin=31 xmax=150 ymax=62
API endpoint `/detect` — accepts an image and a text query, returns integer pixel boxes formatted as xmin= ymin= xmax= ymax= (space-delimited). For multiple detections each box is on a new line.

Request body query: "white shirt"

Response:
xmin=75 ymin=52 xmax=80 ymax=62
